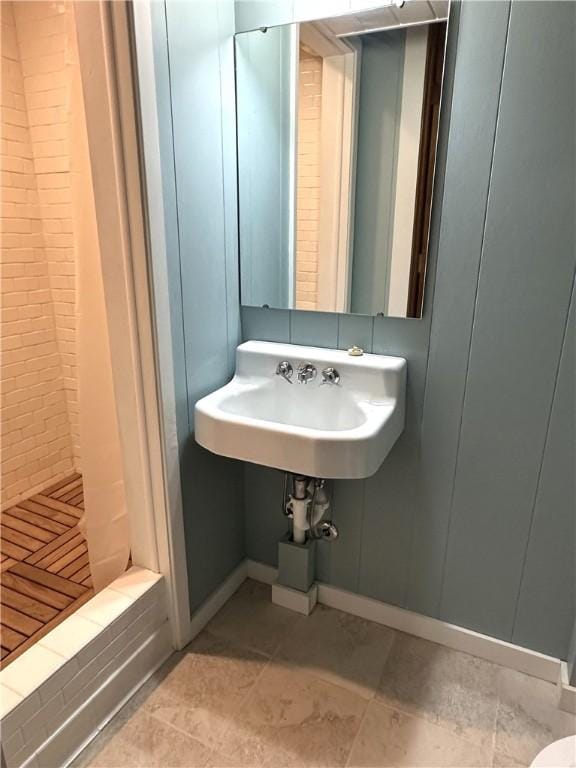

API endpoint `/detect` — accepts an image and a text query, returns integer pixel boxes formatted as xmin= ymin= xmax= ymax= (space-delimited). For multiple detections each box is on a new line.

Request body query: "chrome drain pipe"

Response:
xmin=281 ymin=472 xmax=339 ymax=543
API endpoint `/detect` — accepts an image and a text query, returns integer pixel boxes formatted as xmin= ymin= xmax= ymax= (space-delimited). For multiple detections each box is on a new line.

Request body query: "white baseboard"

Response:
xmin=246 ymin=558 xmax=277 ymax=585
xmin=245 ymin=559 xmax=562 ymax=684
xmin=188 ymin=560 xmax=248 ymax=640
xmin=559 ymin=662 xmax=576 ymax=714
xmin=317 ymin=582 xmax=561 ymax=683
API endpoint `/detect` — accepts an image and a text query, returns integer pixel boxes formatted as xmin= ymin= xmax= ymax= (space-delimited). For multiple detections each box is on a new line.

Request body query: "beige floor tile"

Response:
xmin=206 ymin=579 xmax=302 ymax=656
xmin=347 ymin=700 xmax=492 ymax=767
xmin=72 ymin=709 xmax=211 ymax=767
xmin=70 ymin=586 xmax=576 ymax=768
xmin=375 ymin=632 xmax=499 ymax=748
xmin=141 ymin=630 xmax=269 ymax=751
xmin=492 ymin=751 xmax=528 ymax=767
xmin=205 ymin=751 xmax=259 ymax=768
xmin=276 ymin=604 xmax=395 ymax=699
xmin=217 ymin=662 xmax=368 ymax=767
xmin=494 ymin=668 xmax=576 ymax=765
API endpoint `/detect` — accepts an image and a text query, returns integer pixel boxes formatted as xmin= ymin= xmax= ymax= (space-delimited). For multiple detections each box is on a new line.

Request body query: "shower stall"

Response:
xmin=1 ymin=0 xmax=130 ymax=667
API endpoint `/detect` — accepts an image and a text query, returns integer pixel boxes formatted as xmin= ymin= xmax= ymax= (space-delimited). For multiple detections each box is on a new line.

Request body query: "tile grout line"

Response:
xmin=368 ymin=694 xmax=496 ymax=761
xmin=343 ymin=696 xmax=371 ymax=768
xmin=208 ymin=652 xmax=274 ymax=764
xmin=490 ymin=691 xmax=502 ymax=765
xmin=147 ymin=707 xmax=223 ymax=760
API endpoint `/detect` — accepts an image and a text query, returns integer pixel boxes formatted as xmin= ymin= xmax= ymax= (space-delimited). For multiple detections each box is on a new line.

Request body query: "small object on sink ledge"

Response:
xmin=347 ymin=345 xmax=364 ymax=356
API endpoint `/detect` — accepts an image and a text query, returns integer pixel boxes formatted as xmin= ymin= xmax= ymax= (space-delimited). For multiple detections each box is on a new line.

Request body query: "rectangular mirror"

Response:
xmin=235 ymin=2 xmax=450 ymax=317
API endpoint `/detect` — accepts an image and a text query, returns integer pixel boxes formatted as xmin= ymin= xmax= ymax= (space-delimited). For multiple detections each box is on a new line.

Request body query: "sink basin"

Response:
xmin=194 ymin=340 xmax=406 ymax=479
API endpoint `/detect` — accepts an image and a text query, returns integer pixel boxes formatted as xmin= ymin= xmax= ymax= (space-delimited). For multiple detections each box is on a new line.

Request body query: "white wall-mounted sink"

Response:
xmin=194 ymin=341 xmax=406 ymax=479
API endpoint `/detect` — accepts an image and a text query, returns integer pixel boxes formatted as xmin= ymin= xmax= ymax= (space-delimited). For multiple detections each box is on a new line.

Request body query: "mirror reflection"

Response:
xmin=236 ymin=5 xmax=449 ymax=317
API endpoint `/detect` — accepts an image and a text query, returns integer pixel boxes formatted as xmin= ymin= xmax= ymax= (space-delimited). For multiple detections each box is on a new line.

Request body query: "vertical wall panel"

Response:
xmin=218 ymin=0 xmax=243 ymax=374
xmin=512 ymin=280 xmax=575 ymax=658
xmin=236 ymin=26 xmax=294 ymax=307
xmin=290 ymin=311 xmax=339 ymax=348
xmin=244 ymin=464 xmax=290 ymax=566
xmin=166 ymin=1 xmax=231 ymax=404
xmin=440 ymin=0 xmax=576 ymax=640
xmin=406 ymin=0 xmax=510 ymax=616
xmin=159 ymin=0 xmax=245 ymax=613
xmin=242 ymin=306 xmax=291 ymax=342
xmin=357 ymin=318 xmax=430 ymax=605
xmin=351 ymin=30 xmax=405 ymax=315
xmin=337 ymin=315 xmax=374 ymax=353
xmin=235 ymin=0 xmax=294 ymax=32
xmin=316 ymin=479 xmax=364 ymax=590
xmin=150 ymin=1 xmax=189 ymax=449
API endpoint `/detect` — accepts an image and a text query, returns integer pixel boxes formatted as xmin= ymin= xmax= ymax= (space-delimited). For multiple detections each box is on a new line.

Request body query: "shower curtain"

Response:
xmin=68 ymin=4 xmax=130 ymax=592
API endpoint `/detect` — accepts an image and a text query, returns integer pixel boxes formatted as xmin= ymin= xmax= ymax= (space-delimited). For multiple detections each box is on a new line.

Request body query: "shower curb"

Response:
xmin=0 ymin=569 xmax=172 ymax=768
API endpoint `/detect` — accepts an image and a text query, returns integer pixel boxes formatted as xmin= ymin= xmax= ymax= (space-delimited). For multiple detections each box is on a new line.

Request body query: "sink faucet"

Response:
xmin=276 ymin=361 xmax=293 ymax=383
xmin=321 ymin=367 xmax=340 ymax=385
xmin=297 ymin=362 xmax=317 ymax=384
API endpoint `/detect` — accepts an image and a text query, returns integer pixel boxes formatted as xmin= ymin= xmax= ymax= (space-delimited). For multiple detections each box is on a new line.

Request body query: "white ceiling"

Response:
xmin=318 ymin=1 xmax=449 ymax=38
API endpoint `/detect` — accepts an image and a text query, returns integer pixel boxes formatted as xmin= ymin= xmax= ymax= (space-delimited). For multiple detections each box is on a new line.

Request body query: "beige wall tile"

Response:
xmin=295 ymin=48 xmax=322 ymax=310
xmin=1 ymin=0 xmax=81 ymax=508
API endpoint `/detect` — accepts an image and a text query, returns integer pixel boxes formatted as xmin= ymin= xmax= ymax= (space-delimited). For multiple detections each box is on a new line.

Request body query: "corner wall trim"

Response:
xmin=245 ymin=559 xmax=562 ymax=684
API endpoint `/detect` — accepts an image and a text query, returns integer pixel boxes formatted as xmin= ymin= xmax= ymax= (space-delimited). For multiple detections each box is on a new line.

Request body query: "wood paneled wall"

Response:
xmin=239 ymin=0 xmax=575 ymax=660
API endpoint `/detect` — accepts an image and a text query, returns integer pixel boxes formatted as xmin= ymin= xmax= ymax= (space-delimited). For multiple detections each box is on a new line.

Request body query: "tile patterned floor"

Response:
xmin=73 ymin=580 xmax=576 ymax=768
xmin=0 ymin=474 xmax=93 ymax=667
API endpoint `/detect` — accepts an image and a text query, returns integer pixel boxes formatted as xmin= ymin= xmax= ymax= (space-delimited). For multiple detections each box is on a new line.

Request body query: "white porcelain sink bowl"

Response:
xmin=194 ymin=340 xmax=406 ymax=479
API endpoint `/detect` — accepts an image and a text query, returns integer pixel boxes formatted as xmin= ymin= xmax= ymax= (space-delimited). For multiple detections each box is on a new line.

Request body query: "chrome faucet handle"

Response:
xmin=321 ymin=367 xmax=340 ymax=385
xmin=297 ymin=362 xmax=317 ymax=384
xmin=276 ymin=360 xmax=293 ymax=383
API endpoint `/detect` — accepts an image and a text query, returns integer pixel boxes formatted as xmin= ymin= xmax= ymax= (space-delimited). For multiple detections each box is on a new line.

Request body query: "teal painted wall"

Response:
xmin=569 ymin=621 xmax=576 ymax=685
xmin=351 ymin=30 xmax=405 ymax=315
xmin=236 ymin=26 xmax=293 ymax=307
xmin=151 ymin=0 xmax=245 ymax=614
xmin=152 ymin=0 xmax=575 ymax=658
xmin=239 ymin=0 xmax=575 ymax=660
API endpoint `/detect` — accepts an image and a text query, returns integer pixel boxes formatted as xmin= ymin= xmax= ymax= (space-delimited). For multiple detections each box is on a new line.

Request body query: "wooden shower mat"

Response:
xmin=0 ymin=474 xmax=94 ymax=668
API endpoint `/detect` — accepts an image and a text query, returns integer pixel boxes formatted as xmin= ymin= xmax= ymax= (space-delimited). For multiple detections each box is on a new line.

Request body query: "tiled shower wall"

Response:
xmin=15 ymin=1 xmax=80 ymax=465
xmin=1 ymin=1 xmax=79 ymax=508
xmin=295 ymin=48 xmax=322 ymax=310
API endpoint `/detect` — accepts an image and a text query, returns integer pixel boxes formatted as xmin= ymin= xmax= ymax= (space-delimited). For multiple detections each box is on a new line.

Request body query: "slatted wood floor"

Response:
xmin=0 ymin=474 xmax=94 ymax=668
